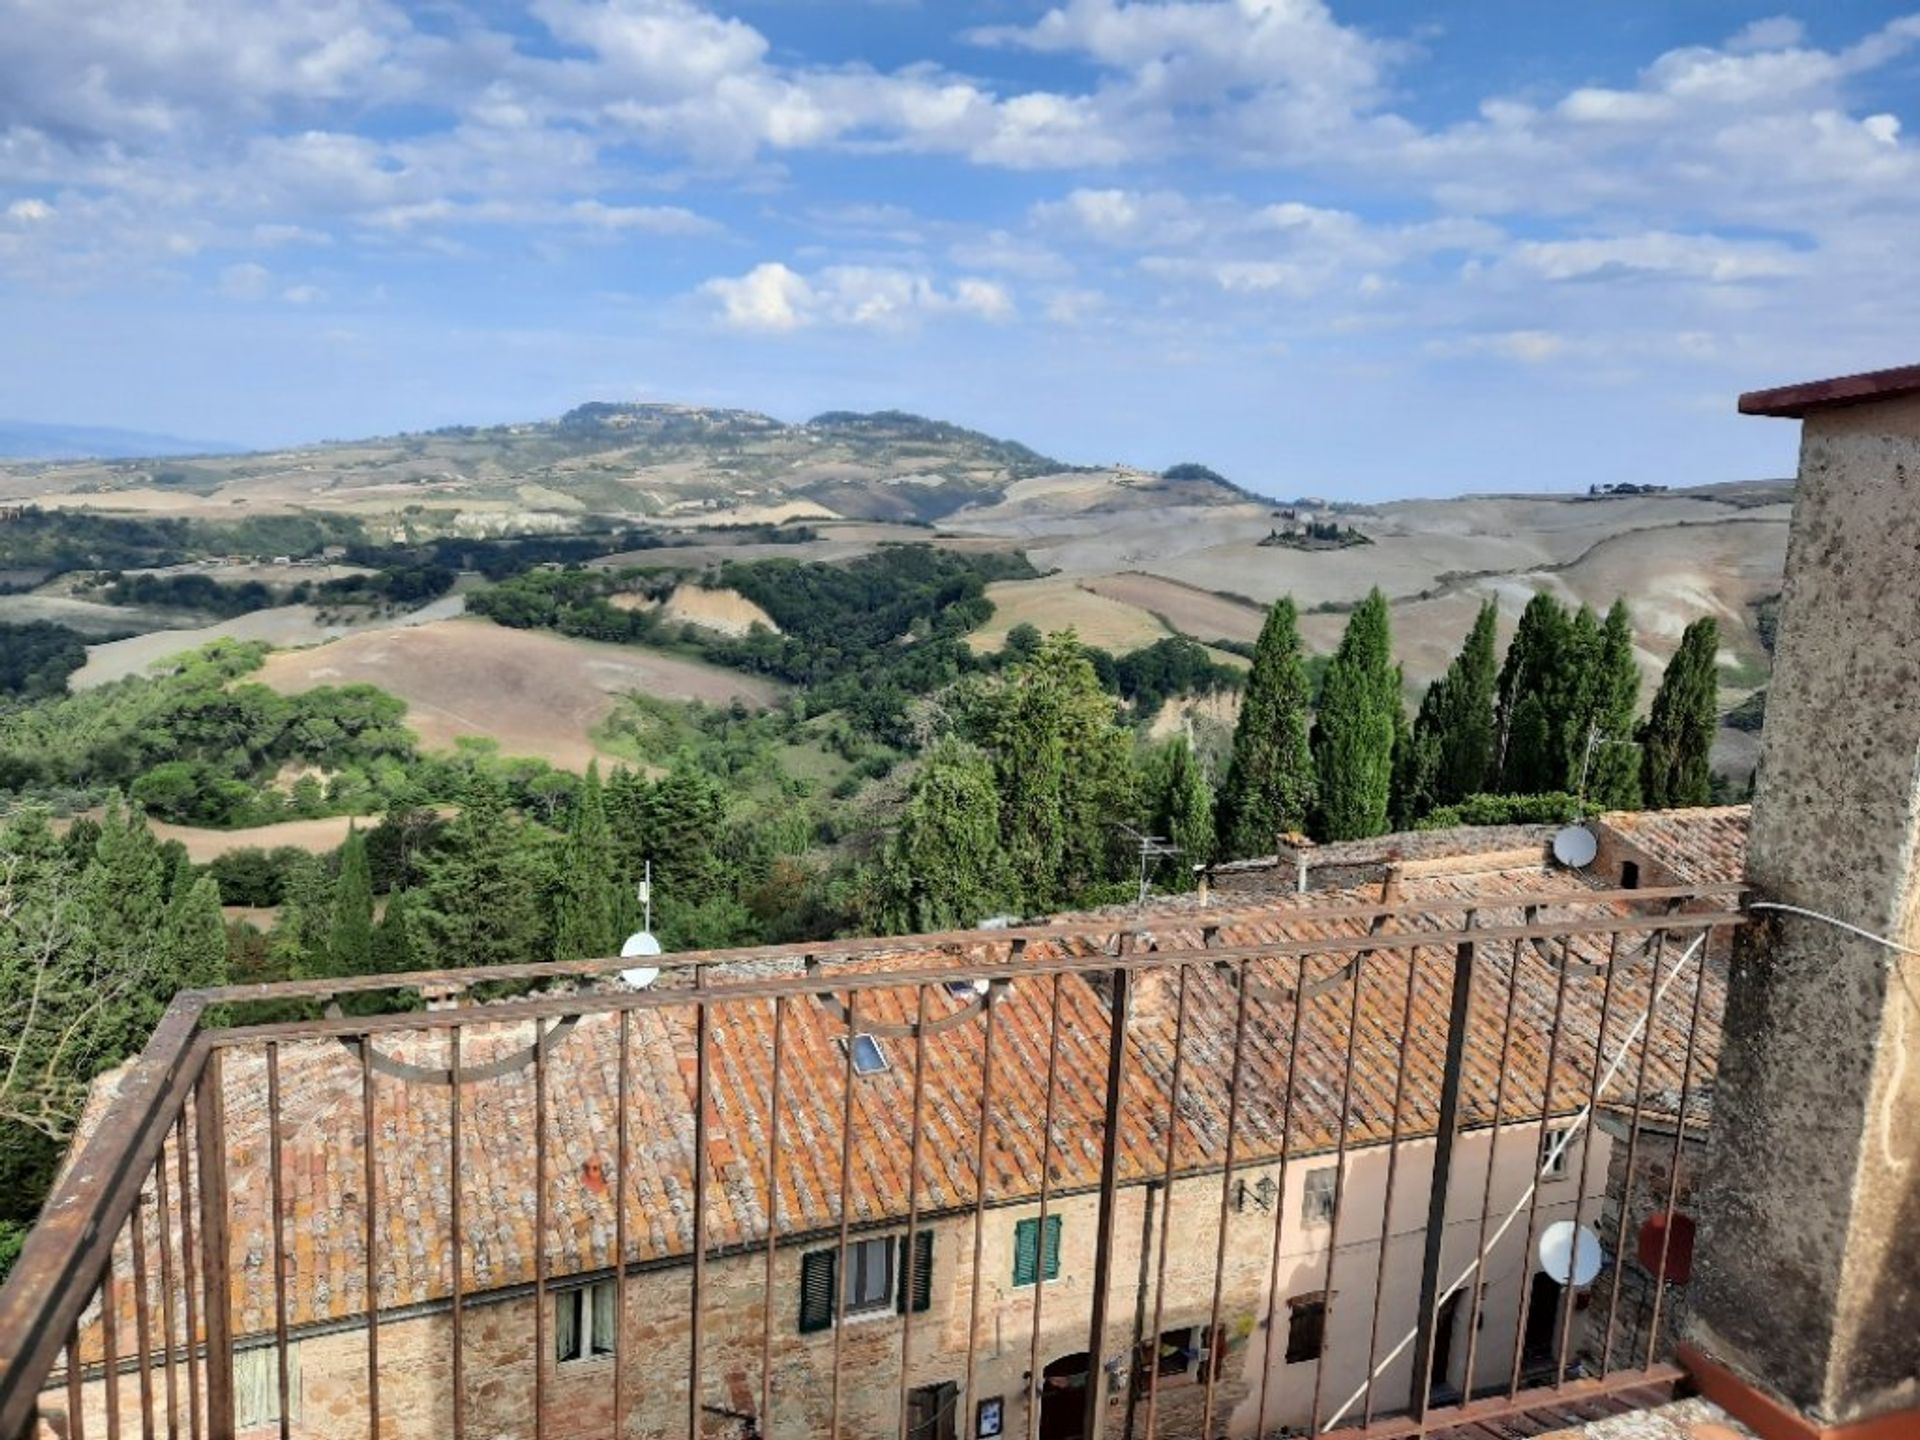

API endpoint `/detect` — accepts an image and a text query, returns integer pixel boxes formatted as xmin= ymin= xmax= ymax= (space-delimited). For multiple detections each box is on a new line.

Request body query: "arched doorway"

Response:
xmin=1039 ymin=1352 xmax=1090 ymax=1440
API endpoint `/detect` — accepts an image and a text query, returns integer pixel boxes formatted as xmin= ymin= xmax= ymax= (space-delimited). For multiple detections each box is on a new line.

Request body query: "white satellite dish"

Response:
xmin=1539 ymin=1221 xmax=1603 ymax=1288
xmin=1551 ymin=825 xmax=1599 ymax=869
xmin=619 ymin=930 xmax=662 ymax=990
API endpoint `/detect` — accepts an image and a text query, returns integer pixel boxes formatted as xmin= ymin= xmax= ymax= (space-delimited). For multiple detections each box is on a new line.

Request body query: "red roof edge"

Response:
xmin=1738 ymin=362 xmax=1920 ymax=418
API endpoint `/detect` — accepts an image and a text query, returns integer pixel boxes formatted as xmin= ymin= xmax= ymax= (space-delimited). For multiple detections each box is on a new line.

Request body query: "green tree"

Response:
xmin=553 ymin=762 xmax=621 ymax=961
xmin=410 ymin=775 xmax=553 ymax=969
xmin=371 ymin=889 xmax=418 ymax=974
xmin=1216 ymin=597 xmax=1317 ymax=858
xmin=1143 ymin=736 xmax=1214 ymax=889
xmin=879 ymin=740 xmax=1010 ymax=932
xmin=964 ymin=631 xmax=1136 ymax=910
xmin=1584 ymin=601 xmax=1643 ymax=809
xmin=328 ymin=827 xmax=375 ymax=976
xmin=1312 ymin=590 xmax=1400 ymax=841
xmin=1641 ymin=618 xmax=1719 ymax=808
xmin=161 ymin=873 xmax=229 ymax=992
xmin=1495 ymin=593 xmax=1573 ymax=793
xmin=1435 ymin=600 xmax=1502 ymax=804
xmin=268 ymin=854 xmax=335 ymax=979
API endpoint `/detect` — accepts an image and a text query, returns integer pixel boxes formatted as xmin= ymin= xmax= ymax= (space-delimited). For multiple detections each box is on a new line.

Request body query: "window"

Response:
xmin=844 ymin=1236 xmax=895 ymax=1314
xmin=906 ymin=1381 xmax=958 ymax=1440
xmin=233 ymin=1344 xmax=300 ymax=1430
xmin=1620 ymin=860 xmax=1641 ymax=890
xmin=1302 ymin=1167 xmax=1337 ymax=1224
xmin=1153 ymin=1326 xmax=1200 ymax=1378
xmin=1541 ymin=1127 xmax=1572 ymax=1179
xmin=838 ymin=1033 xmax=890 ymax=1075
xmin=555 ymin=1280 xmax=617 ymax=1363
xmin=1285 ymin=1294 xmax=1328 ymax=1365
xmin=1012 ymin=1214 xmax=1062 ymax=1287
xmin=797 ymin=1232 xmax=933 ymax=1332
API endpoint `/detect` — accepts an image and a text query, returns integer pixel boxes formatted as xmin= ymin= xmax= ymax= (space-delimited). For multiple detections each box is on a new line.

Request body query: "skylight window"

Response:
xmin=839 ymin=1033 xmax=890 ymax=1075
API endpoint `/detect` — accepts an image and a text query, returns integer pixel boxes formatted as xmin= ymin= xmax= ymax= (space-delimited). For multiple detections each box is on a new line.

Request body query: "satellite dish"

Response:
xmin=1551 ymin=825 xmax=1599 ymax=869
xmin=619 ymin=930 xmax=662 ymax=990
xmin=1539 ymin=1221 xmax=1603 ymax=1288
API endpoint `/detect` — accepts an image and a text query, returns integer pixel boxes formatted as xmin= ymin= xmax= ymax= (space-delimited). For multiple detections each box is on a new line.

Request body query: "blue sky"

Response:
xmin=3 ymin=2 xmax=1918 ymax=497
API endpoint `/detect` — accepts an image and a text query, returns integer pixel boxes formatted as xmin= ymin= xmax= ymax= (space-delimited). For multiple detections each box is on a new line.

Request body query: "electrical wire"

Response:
xmin=1317 ymin=931 xmax=1707 ymax=1434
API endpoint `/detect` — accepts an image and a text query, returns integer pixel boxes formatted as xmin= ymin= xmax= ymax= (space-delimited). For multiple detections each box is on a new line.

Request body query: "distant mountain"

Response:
xmin=0 ymin=421 xmax=238 ymax=461
xmin=3 ymin=401 xmax=1254 ymax=527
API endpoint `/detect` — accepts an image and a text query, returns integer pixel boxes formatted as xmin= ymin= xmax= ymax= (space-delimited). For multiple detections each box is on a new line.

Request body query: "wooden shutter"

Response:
xmin=798 ymin=1248 xmax=837 ymax=1333
xmin=1013 ymin=1219 xmax=1038 ymax=1286
xmin=1041 ymin=1214 xmax=1062 ymax=1281
xmin=896 ymin=1231 xmax=934 ymax=1313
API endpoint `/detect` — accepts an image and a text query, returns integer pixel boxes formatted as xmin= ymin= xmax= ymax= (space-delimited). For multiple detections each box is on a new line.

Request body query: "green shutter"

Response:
xmin=799 ymin=1248 xmax=837 ymax=1333
xmin=896 ymin=1231 xmax=934 ymax=1314
xmin=1013 ymin=1219 xmax=1038 ymax=1287
xmin=1042 ymin=1214 xmax=1062 ymax=1281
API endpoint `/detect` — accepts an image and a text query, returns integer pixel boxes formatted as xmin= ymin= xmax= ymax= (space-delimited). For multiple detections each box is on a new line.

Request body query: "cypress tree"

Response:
xmin=1496 ymin=593 xmax=1576 ymax=793
xmin=1144 ymin=735 xmax=1215 ymax=888
xmin=371 ymin=889 xmax=418 ymax=974
xmin=1585 ymin=600 xmax=1643 ymax=809
xmin=328 ymin=827 xmax=375 ymax=976
xmin=553 ymin=762 xmax=621 ymax=961
xmin=1216 ymin=596 xmax=1317 ymax=858
xmin=160 ymin=874 xmax=229 ymax=991
xmin=1402 ymin=599 xmax=1501 ymax=823
xmin=1313 ymin=589 xmax=1400 ymax=841
xmin=879 ymin=740 xmax=1010 ymax=932
xmin=1641 ymin=617 xmax=1719 ymax=808
xmin=412 ymin=774 xmax=553 ymax=968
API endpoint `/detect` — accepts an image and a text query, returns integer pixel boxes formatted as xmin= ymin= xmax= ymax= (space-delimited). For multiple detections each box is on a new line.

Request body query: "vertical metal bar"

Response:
xmin=1364 ymin=944 xmax=1423 ymax=1428
xmin=1602 ymin=928 xmax=1668 ymax=1374
xmin=1200 ymin=959 xmax=1253 ymax=1440
xmin=1308 ymin=940 xmax=1370 ymax=1437
xmin=1412 ymin=916 xmax=1478 ymax=1423
xmin=1141 ymin=966 xmax=1189 ymax=1440
xmin=103 ymin=1245 xmax=122 ymax=1440
xmin=614 ymin=1010 xmax=631 ymax=1440
xmin=1506 ymin=937 xmax=1575 ymax=1399
xmin=1026 ymin=972 xmax=1064 ymax=1440
xmin=66 ymin=1326 xmax=86 ymax=1440
xmin=130 ymin=1194 xmax=156 ymax=1440
xmin=1460 ymin=923 xmax=1528 ymax=1404
xmin=449 ymin=1028 xmax=465 ymax=1440
xmin=173 ymin=1115 xmax=201 ymax=1440
xmin=266 ymin=1044 xmax=290 ymax=1440
xmin=830 ymin=991 xmax=859 ymax=1439
xmin=1644 ymin=933 xmax=1710 ymax=1368
xmin=1082 ymin=938 xmax=1132 ymax=1440
xmin=895 ymin=985 xmax=931 ymax=1440
xmin=359 ymin=1039 xmax=380 ymax=1440
xmin=194 ymin=1053 xmax=234 ymax=1440
xmin=760 ymin=996 xmax=787 ymax=1437
xmin=1254 ymin=952 xmax=1311 ymax=1438
xmin=155 ymin=1136 xmax=182 ymax=1440
xmin=534 ymin=1021 xmax=550 ymax=1440
xmin=690 ymin=989 xmax=712 ymax=1440
xmin=965 ymin=990 xmax=999 ymax=1437
xmin=1556 ymin=930 xmax=1624 ymax=1387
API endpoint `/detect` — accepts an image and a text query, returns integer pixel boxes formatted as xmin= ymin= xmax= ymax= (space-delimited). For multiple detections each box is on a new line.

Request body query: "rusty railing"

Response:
xmin=0 ymin=883 xmax=1741 ymax=1440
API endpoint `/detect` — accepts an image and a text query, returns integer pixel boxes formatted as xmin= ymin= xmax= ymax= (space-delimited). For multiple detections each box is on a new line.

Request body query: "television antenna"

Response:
xmin=1114 ymin=823 xmax=1181 ymax=907
xmin=619 ymin=860 xmax=661 ymax=989
xmin=1575 ymin=721 xmax=1639 ymax=817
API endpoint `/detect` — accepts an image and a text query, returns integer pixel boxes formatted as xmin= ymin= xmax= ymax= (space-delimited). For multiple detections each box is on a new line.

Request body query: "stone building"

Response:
xmin=47 ymin=827 xmax=1736 ymax=1440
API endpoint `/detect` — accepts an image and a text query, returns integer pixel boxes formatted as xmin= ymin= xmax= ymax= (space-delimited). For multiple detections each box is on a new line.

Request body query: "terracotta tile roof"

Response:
xmin=1597 ymin=806 xmax=1750 ymax=887
xmin=75 ymin=859 xmax=1736 ymax=1348
xmin=1211 ymin=823 xmax=1556 ymax=876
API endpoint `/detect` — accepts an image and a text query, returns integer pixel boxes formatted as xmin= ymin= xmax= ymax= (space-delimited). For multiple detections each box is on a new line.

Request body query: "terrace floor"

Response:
xmin=1429 ymin=1394 xmax=1756 ymax=1440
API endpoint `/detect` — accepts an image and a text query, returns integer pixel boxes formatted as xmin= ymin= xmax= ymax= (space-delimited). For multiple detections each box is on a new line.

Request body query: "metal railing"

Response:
xmin=0 ymin=883 xmax=1742 ymax=1440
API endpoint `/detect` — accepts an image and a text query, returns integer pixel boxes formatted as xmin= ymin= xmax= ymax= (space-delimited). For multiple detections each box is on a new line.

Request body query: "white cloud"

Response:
xmin=6 ymin=198 xmax=52 ymax=222
xmin=282 ymin=283 xmax=326 ymax=303
xmin=701 ymin=261 xmax=1015 ymax=331
xmin=1513 ymin=232 xmax=1803 ymax=284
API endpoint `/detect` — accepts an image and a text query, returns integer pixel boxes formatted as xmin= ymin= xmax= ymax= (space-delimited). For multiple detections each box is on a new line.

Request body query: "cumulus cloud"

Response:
xmin=701 ymin=261 xmax=1014 ymax=331
xmin=219 ymin=261 xmax=273 ymax=300
xmin=1512 ymin=232 xmax=1803 ymax=285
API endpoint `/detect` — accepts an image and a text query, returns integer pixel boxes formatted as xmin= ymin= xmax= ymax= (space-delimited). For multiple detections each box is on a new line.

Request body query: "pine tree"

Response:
xmin=1585 ymin=601 xmax=1643 ymax=809
xmin=553 ymin=762 xmax=621 ymax=961
xmin=1641 ymin=617 xmax=1719 ymax=808
xmin=1143 ymin=735 xmax=1214 ymax=888
xmin=1313 ymin=590 xmax=1400 ymax=841
xmin=411 ymin=774 xmax=553 ymax=968
xmin=964 ymin=631 xmax=1136 ymax=910
xmin=371 ymin=889 xmax=418 ymax=974
xmin=1216 ymin=597 xmax=1317 ymax=858
xmin=879 ymin=740 xmax=1010 ymax=932
xmin=328 ymin=827 xmax=375 ymax=976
